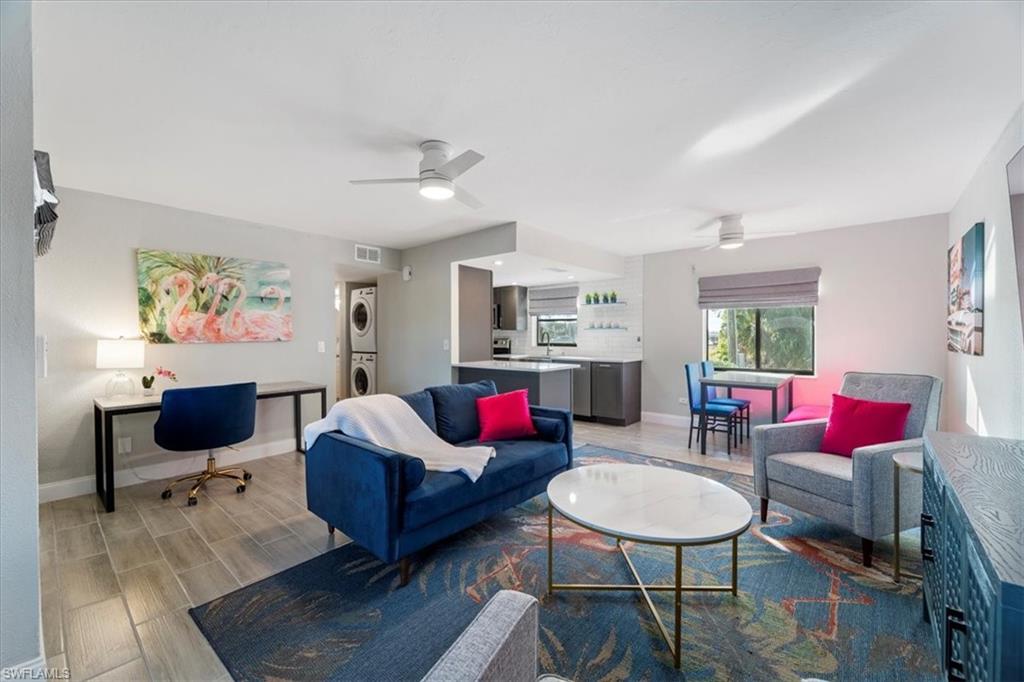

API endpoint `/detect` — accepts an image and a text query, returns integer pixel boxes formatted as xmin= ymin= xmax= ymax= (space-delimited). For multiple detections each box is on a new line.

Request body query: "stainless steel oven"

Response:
xmin=493 ymin=337 xmax=512 ymax=357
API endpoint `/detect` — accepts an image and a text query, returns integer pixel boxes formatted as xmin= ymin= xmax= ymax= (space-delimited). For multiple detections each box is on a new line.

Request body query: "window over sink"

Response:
xmin=536 ymin=314 xmax=577 ymax=347
xmin=704 ymin=306 xmax=814 ymax=374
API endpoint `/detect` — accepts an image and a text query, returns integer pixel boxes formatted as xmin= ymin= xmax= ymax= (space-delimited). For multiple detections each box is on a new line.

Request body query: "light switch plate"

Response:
xmin=317 ymin=341 xmax=326 ymax=353
xmin=442 ymin=339 xmax=450 ymax=351
xmin=118 ymin=437 xmax=132 ymax=455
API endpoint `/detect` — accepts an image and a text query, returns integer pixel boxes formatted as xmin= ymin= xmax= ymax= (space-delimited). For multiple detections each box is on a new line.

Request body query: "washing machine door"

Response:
xmin=351 ymin=362 xmax=371 ymax=396
xmin=351 ymin=296 xmax=373 ymax=339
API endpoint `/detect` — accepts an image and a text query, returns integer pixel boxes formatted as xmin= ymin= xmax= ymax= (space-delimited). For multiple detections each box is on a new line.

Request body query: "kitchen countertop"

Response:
xmin=454 ymin=360 xmax=579 ymax=373
xmin=493 ymin=354 xmax=642 ymax=364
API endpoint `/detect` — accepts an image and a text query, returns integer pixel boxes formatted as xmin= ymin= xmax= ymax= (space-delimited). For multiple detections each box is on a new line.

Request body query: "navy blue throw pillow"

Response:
xmin=398 ymin=390 xmax=437 ymax=433
xmin=425 ymin=380 xmax=497 ymax=444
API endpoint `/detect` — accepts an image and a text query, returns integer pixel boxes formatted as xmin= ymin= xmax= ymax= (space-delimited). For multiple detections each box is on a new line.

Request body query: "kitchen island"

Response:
xmin=452 ymin=360 xmax=579 ymax=411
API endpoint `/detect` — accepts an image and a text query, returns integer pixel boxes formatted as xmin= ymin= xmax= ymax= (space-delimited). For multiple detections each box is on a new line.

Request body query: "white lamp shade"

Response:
xmin=96 ymin=339 xmax=145 ymax=369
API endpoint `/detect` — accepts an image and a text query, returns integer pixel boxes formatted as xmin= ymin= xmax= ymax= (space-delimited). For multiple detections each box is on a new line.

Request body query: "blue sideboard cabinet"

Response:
xmin=921 ymin=432 xmax=1024 ymax=681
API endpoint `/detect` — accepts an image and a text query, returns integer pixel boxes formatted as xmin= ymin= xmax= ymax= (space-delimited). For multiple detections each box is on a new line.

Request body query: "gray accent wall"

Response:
xmin=457 ymin=265 xmax=493 ymax=362
xmin=377 ymin=223 xmax=516 ymax=394
xmin=34 ymin=188 xmax=398 ymax=486
xmin=1 ymin=0 xmax=41 ymax=668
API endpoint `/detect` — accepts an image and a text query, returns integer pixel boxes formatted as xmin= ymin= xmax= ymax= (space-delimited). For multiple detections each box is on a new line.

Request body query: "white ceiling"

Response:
xmin=32 ymin=1 xmax=1023 ymax=255
xmin=458 ymin=252 xmax=620 ymax=288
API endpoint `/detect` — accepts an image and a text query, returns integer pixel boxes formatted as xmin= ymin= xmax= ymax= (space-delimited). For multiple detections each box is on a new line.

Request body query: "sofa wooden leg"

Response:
xmin=759 ymin=497 xmax=768 ymax=523
xmin=399 ymin=557 xmax=411 ymax=587
xmin=861 ymin=538 xmax=874 ymax=567
xmin=327 ymin=523 xmax=335 ymax=535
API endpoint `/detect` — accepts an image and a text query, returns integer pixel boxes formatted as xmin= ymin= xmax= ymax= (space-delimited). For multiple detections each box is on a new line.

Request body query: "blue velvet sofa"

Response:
xmin=305 ymin=380 xmax=573 ymax=585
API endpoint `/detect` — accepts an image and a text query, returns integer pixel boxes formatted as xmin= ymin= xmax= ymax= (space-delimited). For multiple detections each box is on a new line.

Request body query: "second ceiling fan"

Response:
xmin=350 ymin=140 xmax=485 ymax=209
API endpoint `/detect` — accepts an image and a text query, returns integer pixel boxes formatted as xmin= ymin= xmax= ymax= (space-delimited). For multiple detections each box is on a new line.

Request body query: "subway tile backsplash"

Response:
xmin=500 ymin=256 xmax=643 ymax=358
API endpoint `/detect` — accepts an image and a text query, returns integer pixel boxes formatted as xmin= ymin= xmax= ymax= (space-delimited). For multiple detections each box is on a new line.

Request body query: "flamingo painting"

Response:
xmin=138 ymin=249 xmax=293 ymax=344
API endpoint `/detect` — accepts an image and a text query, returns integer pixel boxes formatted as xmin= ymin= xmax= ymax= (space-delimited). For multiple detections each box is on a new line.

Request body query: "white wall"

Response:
xmin=35 ymin=188 xmax=397 ymax=487
xmin=377 ymin=223 xmax=516 ymax=395
xmin=504 ymin=255 xmax=644 ymax=358
xmin=0 ymin=0 xmax=42 ymax=669
xmin=945 ymin=106 xmax=1024 ymax=439
xmin=642 ymin=214 xmax=949 ymax=423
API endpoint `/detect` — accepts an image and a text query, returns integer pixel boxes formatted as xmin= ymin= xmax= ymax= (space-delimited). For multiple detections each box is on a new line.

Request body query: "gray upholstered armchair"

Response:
xmin=753 ymin=372 xmax=942 ymax=567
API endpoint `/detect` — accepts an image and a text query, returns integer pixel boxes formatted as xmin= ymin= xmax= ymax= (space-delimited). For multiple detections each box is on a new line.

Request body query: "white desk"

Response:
xmin=93 ymin=381 xmax=327 ymax=512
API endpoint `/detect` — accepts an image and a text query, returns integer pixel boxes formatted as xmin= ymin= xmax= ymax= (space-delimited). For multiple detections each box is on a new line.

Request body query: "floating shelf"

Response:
xmin=585 ymin=327 xmax=630 ymax=331
xmin=583 ymin=301 xmax=627 ymax=307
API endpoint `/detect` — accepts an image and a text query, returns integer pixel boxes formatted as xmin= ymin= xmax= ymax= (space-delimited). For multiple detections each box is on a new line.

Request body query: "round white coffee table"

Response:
xmin=546 ymin=463 xmax=753 ymax=669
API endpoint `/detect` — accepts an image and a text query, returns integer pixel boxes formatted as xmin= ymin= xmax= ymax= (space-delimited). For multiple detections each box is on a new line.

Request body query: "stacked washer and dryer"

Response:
xmin=350 ymin=286 xmax=377 ymax=397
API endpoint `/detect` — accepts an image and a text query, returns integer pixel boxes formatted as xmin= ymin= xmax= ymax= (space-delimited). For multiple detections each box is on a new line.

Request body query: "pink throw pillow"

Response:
xmin=477 ymin=389 xmax=537 ymax=442
xmin=819 ymin=393 xmax=911 ymax=457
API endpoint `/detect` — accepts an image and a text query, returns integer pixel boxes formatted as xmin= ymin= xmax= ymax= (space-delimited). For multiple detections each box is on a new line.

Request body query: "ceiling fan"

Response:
xmin=692 ymin=214 xmax=796 ymax=250
xmin=350 ymin=140 xmax=485 ymax=209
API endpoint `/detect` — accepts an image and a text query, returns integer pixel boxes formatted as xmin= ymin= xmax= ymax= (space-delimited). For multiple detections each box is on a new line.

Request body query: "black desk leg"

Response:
xmin=700 ymin=391 xmax=708 ymax=455
xmin=771 ymin=389 xmax=778 ymax=424
xmin=94 ymin=406 xmax=103 ymax=498
xmin=320 ymin=389 xmax=327 ymax=418
xmin=103 ymin=411 xmax=115 ymax=512
xmin=293 ymin=394 xmax=303 ymax=453
xmin=788 ymin=382 xmax=794 ymax=414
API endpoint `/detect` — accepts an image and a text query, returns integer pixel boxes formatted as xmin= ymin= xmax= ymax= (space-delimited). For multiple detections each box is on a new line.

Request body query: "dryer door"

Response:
xmin=351 ymin=363 xmax=371 ymax=396
xmin=351 ymin=297 xmax=373 ymax=339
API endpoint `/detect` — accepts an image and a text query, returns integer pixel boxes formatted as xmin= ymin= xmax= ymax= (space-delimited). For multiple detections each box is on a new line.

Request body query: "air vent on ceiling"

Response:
xmin=354 ymin=244 xmax=382 ymax=264
xmin=543 ymin=266 xmax=569 ymax=273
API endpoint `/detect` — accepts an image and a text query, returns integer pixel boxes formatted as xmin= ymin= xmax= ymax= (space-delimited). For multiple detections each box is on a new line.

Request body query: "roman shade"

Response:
xmin=528 ymin=286 xmax=579 ymax=315
xmin=698 ymin=267 xmax=821 ymax=309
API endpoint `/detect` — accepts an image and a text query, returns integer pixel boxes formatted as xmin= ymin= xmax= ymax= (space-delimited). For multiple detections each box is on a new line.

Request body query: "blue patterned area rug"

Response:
xmin=190 ymin=445 xmax=938 ymax=681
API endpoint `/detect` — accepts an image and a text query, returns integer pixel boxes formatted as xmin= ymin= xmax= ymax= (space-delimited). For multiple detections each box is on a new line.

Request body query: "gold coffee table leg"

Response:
xmin=546 ymin=507 xmax=742 ymax=670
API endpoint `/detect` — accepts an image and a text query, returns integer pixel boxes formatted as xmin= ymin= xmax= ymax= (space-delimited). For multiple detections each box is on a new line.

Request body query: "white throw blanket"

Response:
xmin=303 ymin=394 xmax=496 ymax=482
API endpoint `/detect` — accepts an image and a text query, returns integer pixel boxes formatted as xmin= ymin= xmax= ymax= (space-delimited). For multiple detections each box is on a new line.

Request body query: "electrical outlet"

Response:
xmin=678 ymin=397 xmax=687 ymax=404
xmin=118 ymin=437 xmax=132 ymax=455
xmin=317 ymin=341 xmax=326 ymax=353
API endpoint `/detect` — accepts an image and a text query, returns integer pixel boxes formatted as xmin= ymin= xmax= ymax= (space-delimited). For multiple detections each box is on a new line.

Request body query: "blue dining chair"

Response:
xmin=684 ymin=363 xmax=740 ymax=454
xmin=154 ymin=382 xmax=257 ymax=506
xmin=701 ymin=360 xmax=752 ymax=442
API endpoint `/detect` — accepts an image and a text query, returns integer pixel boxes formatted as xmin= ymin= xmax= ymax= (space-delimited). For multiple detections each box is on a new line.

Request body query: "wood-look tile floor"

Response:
xmin=38 ymin=422 xmax=749 ymax=680
xmin=38 ymin=452 xmax=346 ymax=681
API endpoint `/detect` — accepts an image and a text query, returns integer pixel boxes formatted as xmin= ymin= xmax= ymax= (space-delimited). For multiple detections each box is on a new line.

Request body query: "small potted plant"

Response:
xmin=601 ymin=292 xmax=610 ymax=304
xmin=141 ymin=366 xmax=178 ymax=396
xmin=592 ymin=291 xmax=600 ymax=304
xmin=584 ymin=293 xmax=592 ymax=305
xmin=610 ymin=291 xmax=618 ymax=303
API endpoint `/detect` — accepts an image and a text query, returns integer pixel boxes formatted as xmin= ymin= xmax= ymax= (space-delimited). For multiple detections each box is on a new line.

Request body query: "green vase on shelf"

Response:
xmin=610 ymin=291 xmax=618 ymax=303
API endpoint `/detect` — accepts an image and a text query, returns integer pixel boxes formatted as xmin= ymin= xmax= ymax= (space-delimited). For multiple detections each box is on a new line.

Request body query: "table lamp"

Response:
xmin=96 ymin=338 xmax=145 ymax=397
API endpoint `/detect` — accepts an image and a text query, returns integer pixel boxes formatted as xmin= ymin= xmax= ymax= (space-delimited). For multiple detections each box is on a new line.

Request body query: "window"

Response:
xmin=705 ymin=307 xmax=814 ymax=374
xmin=536 ymin=314 xmax=577 ymax=346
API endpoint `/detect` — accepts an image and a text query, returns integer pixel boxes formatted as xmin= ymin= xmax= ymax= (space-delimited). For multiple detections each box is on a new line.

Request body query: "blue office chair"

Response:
xmin=701 ymin=360 xmax=752 ymax=442
xmin=684 ymin=362 xmax=740 ymax=454
xmin=154 ymin=382 xmax=257 ymax=506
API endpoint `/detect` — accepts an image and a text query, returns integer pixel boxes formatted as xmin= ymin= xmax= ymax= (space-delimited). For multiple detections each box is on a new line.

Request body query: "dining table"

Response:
xmin=698 ymin=370 xmax=795 ymax=455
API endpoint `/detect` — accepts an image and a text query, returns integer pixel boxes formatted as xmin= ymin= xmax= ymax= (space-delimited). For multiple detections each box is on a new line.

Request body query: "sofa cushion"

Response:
xmin=399 ymin=390 xmax=438 ymax=434
xmin=820 ymin=393 xmax=911 ymax=457
xmin=765 ymin=451 xmax=853 ymax=506
xmin=403 ymin=439 xmax=568 ymax=530
xmin=426 ymin=381 xmax=498 ymax=444
xmin=531 ymin=417 xmax=565 ymax=443
xmin=478 ymin=390 xmax=537 ymax=442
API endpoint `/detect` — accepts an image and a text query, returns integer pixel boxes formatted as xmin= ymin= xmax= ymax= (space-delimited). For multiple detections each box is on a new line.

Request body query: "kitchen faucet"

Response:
xmin=540 ymin=331 xmax=552 ymax=357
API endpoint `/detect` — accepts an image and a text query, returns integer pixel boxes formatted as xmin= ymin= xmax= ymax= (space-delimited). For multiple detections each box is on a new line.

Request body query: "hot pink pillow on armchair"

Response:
xmin=819 ymin=393 xmax=912 ymax=457
xmin=477 ymin=389 xmax=537 ymax=442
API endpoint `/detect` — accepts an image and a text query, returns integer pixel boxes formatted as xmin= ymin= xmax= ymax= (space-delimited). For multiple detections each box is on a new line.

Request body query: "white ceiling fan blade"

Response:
xmin=693 ymin=216 xmax=721 ymax=232
xmin=437 ymin=150 xmax=484 ymax=179
xmin=746 ymin=231 xmax=797 ymax=239
xmin=349 ymin=178 xmax=419 ymax=185
xmin=453 ymin=185 xmax=483 ymax=210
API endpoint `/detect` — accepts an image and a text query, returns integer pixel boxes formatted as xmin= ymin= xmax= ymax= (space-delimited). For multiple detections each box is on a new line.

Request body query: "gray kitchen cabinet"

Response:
xmin=551 ymin=359 xmax=591 ymax=417
xmin=493 ymin=286 xmax=527 ymax=331
xmin=590 ymin=361 xmax=641 ymax=426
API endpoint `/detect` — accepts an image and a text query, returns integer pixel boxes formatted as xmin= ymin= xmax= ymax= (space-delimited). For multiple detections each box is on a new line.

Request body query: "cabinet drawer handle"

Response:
xmin=597 ymin=364 xmax=612 ymax=368
xmin=920 ymin=513 xmax=935 ymax=562
xmin=945 ymin=607 xmax=967 ymax=680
